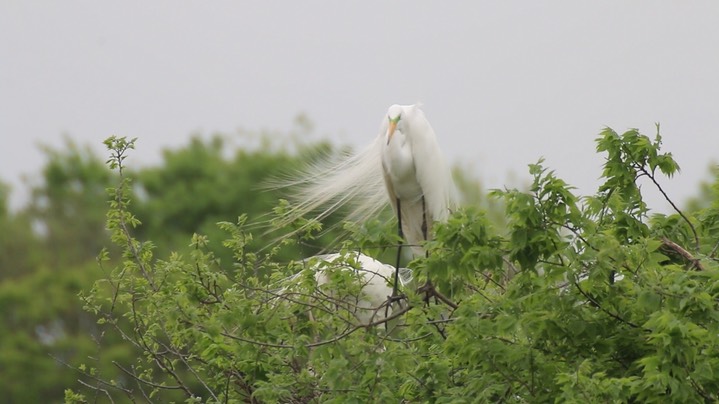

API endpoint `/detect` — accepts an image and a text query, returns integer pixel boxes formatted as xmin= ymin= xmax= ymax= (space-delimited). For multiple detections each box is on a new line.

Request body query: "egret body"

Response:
xmin=381 ymin=104 xmax=455 ymax=255
xmin=274 ymin=103 xmax=456 ymax=258
xmin=277 ymin=252 xmax=414 ymax=327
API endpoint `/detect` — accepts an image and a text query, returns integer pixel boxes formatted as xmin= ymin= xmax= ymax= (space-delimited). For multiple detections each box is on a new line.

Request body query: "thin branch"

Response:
xmin=573 ymin=280 xmax=642 ymax=329
xmin=466 ymin=282 xmax=496 ymax=303
xmin=487 ymin=358 xmax=533 ymax=396
xmin=113 ymin=361 xmax=184 ymax=391
xmin=112 ymin=155 xmax=157 ymax=292
xmin=425 ymin=317 xmax=456 ymax=325
xmin=709 ymin=240 xmax=719 ymax=259
xmin=52 ymin=354 xmax=134 ymax=401
xmin=158 ymin=339 xmax=220 ymax=403
xmin=308 ymin=303 xmax=413 ymax=348
xmin=218 ymin=303 xmax=414 ymax=350
xmin=77 ymin=379 xmax=117 ymax=404
xmin=128 ymin=299 xmax=195 ymax=398
xmin=686 ymin=371 xmax=714 ymax=402
xmin=384 ymin=332 xmax=434 ymax=343
xmin=502 ymin=256 xmax=521 ymax=285
xmin=640 ymin=166 xmax=699 ymax=250
xmin=661 ymin=237 xmax=705 ymax=271
xmin=418 ymin=282 xmax=459 ymax=310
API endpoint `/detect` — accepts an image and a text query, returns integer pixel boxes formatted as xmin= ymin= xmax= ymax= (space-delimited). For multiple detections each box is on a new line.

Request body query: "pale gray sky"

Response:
xmin=1 ymin=2 xmax=718 ymax=212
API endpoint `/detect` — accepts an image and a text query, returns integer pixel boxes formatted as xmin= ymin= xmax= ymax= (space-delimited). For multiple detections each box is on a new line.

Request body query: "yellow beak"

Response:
xmin=386 ymin=121 xmax=397 ymax=145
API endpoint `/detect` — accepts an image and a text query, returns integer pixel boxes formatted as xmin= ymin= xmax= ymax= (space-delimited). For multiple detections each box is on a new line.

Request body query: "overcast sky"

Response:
xmin=1 ymin=2 xmax=718 ymax=212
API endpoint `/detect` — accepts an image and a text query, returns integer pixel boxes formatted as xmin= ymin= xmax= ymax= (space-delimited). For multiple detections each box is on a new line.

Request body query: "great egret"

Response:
xmin=275 ymin=104 xmax=456 ymax=257
xmin=381 ymin=104 xmax=456 ymax=257
xmin=277 ymin=252 xmax=414 ymax=327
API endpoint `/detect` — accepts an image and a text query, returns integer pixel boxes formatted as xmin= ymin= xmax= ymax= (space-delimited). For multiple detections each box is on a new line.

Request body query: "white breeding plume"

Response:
xmin=275 ymin=104 xmax=456 ymax=254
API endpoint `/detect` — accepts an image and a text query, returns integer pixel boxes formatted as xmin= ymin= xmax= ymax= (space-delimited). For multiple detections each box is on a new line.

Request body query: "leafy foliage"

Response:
xmin=29 ymin=139 xmax=117 ymax=268
xmin=64 ymin=127 xmax=719 ymax=403
xmin=2 ymin=126 xmax=441 ymax=402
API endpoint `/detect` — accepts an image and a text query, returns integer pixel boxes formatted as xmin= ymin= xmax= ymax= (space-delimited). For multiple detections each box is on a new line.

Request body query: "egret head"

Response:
xmin=386 ymin=105 xmax=404 ymax=145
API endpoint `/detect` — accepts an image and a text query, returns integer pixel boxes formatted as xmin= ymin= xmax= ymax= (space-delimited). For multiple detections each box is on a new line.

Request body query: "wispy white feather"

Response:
xmin=268 ymin=135 xmax=389 ymax=232
xmin=269 ymin=104 xmax=457 ymax=253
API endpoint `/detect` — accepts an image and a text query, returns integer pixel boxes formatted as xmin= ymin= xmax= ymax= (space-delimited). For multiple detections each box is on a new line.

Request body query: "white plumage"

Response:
xmin=273 ymin=252 xmax=413 ymax=327
xmin=311 ymin=253 xmax=413 ymax=325
xmin=381 ymin=104 xmax=455 ymax=254
xmin=275 ymin=104 xmax=456 ymax=255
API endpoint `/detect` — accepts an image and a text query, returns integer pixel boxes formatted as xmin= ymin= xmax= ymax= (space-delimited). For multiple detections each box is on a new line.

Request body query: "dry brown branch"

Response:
xmin=418 ymin=281 xmax=459 ymax=310
xmin=661 ymin=237 xmax=705 ymax=271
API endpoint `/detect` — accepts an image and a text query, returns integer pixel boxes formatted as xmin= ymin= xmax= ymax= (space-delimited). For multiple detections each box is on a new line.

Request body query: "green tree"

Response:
xmin=130 ymin=134 xmax=337 ymax=266
xmin=0 ymin=129 xmax=365 ymax=403
xmin=0 ymin=180 xmax=41 ymax=281
xmin=0 ymin=261 xmax=126 ymax=402
xmin=0 ymin=140 xmax=126 ymax=402
xmin=26 ymin=139 xmax=115 ymax=268
xmin=68 ymin=127 xmax=719 ymax=403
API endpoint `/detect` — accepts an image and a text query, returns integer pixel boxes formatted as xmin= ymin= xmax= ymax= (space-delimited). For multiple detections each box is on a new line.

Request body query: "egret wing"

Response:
xmin=406 ymin=105 xmax=456 ymax=225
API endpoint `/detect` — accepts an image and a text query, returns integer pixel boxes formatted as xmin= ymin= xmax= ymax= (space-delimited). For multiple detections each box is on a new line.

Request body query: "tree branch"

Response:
xmin=573 ymin=280 xmax=642 ymax=329
xmin=113 ymin=361 xmax=184 ymax=391
xmin=660 ymin=237 xmax=705 ymax=271
xmin=639 ymin=166 xmax=699 ymax=250
xmin=418 ymin=281 xmax=459 ymax=310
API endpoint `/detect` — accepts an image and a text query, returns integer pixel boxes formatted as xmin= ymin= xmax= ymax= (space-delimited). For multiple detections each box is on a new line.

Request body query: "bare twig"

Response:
xmin=218 ymin=331 xmax=288 ymax=348
xmin=77 ymin=379 xmax=117 ymax=404
xmin=418 ymin=281 xmax=459 ymax=310
xmin=639 ymin=166 xmax=699 ymax=250
xmin=309 ymin=303 xmax=413 ymax=348
xmin=660 ymin=237 xmax=705 ymax=271
xmin=573 ymin=280 xmax=642 ymax=329
xmin=52 ymin=354 xmax=134 ymax=402
xmin=709 ymin=240 xmax=719 ymax=259
xmin=384 ymin=332 xmax=434 ymax=343
xmin=159 ymin=339 xmax=220 ymax=402
xmin=113 ymin=361 xmax=184 ymax=391
xmin=216 ymin=303 xmax=414 ymax=350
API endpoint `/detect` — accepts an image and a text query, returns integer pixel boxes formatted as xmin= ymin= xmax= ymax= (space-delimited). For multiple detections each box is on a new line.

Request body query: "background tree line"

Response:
xmin=0 ymin=121 xmax=496 ymax=402
xmin=3 ymin=121 xmax=718 ymax=402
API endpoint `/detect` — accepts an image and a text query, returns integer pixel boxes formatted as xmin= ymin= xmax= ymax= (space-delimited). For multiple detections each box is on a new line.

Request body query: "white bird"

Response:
xmin=274 ymin=104 xmax=456 ymax=257
xmin=381 ymin=104 xmax=456 ymax=256
xmin=277 ymin=252 xmax=414 ymax=327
